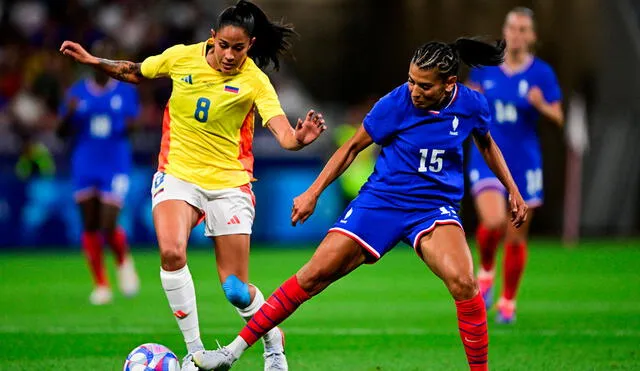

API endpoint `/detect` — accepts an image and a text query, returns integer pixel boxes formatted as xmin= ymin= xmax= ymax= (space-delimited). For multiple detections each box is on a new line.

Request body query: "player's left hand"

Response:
xmin=291 ymin=190 xmax=318 ymax=226
xmin=295 ymin=110 xmax=327 ymax=146
xmin=527 ymin=86 xmax=546 ymax=111
xmin=508 ymin=190 xmax=528 ymax=228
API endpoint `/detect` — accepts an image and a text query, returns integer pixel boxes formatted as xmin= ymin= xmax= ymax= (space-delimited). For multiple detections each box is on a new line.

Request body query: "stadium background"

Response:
xmin=2 ymin=0 xmax=638 ymax=247
xmin=0 ymin=1 xmax=639 ymax=370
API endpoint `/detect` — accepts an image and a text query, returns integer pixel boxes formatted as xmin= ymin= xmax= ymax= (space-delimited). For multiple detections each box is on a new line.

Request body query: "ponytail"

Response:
xmin=216 ymin=0 xmax=296 ymax=70
xmin=450 ymin=38 xmax=505 ymax=68
xmin=411 ymin=38 xmax=505 ymax=78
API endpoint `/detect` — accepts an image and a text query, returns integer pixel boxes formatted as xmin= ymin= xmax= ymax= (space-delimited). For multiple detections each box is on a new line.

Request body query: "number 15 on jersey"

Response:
xmin=418 ymin=149 xmax=445 ymax=173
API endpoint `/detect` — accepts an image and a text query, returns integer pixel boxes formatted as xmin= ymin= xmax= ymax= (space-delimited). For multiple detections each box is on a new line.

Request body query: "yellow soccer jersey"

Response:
xmin=141 ymin=39 xmax=285 ymax=190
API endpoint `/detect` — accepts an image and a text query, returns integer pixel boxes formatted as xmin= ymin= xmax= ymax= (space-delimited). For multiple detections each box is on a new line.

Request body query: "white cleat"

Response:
xmin=181 ymin=353 xmax=199 ymax=371
xmin=263 ymin=327 xmax=287 ymax=371
xmin=117 ymin=257 xmax=140 ymax=297
xmin=264 ymin=351 xmax=288 ymax=371
xmin=193 ymin=347 xmax=236 ymax=371
xmin=89 ymin=286 xmax=112 ymax=305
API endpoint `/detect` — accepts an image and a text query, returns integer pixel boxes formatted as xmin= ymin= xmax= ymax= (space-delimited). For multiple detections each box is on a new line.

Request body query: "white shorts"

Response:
xmin=150 ymin=172 xmax=255 ymax=237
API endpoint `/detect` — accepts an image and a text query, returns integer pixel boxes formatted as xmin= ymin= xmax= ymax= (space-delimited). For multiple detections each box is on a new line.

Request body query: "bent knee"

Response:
xmin=480 ymin=215 xmax=507 ymax=231
xmin=158 ymin=236 xmax=188 ymax=270
xmin=222 ymin=275 xmax=251 ymax=308
xmin=446 ymin=273 xmax=478 ymax=301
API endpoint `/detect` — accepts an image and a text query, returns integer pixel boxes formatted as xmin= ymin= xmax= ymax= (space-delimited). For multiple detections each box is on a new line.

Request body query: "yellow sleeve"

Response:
xmin=254 ymin=73 xmax=286 ymax=126
xmin=140 ymin=44 xmax=185 ymax=79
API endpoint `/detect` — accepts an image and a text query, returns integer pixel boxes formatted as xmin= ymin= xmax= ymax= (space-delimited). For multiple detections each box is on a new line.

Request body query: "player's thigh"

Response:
xmin=151 ymin=172 xmax=204 ymax=269
xmin=417 ymin=224 xmax=477 ymax=300
xmin=77 ymin=196 xmax=101 ymax=231
xmin=202 ymin=186 xmax=255 ymax=281
xmin=504 ymin=208 xmax=535 ymax=244
xmin=297 ymin=231 xmax=368 ymax=296
xmin=474 ymin=189 xmax=508 ymax=230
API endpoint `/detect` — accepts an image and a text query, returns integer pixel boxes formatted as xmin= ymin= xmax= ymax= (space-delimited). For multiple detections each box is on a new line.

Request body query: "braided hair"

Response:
xmin=411 ymin=38 xmax=506 ymax=79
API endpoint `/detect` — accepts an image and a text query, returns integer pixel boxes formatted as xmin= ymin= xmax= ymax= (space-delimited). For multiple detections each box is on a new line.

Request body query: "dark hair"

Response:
xmin=410 ymin=38 xmax=506 ymax=79
xmin=215 ymin=0 xmax=296 ymax=70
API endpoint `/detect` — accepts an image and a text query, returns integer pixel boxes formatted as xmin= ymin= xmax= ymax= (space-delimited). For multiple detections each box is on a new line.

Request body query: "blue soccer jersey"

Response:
xmin=467 ymin=57 xmax=562 ymax=205
xmin=330 ymin=83 xmax=491 ymax=260
xmin=60 ymin=79 xmax=140 ymax=202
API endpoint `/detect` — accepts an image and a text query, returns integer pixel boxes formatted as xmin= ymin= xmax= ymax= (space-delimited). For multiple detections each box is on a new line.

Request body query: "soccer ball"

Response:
xmin=123 ymin=343 xmax=180 ymax=371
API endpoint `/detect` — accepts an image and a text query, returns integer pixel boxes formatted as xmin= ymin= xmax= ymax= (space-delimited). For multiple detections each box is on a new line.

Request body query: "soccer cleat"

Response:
xmin=117 ymin=256 xmax=140 ymax=298
xmin=181 ymin=353 xmax=199 ymax=371
xmin=263 ymin=328 xmax=287 ymax=371
xmin=477 ymin=269 xmax=494 ymax=310
xmin=496 ymin=297 xmax=516 ymax=324
xmin=193 ymin=347 xmax=236 ymax=371
xmin=89 ymin=286 xmax=113 ymax=305
xmin=264 ymin=351 xmax=288 ymax=371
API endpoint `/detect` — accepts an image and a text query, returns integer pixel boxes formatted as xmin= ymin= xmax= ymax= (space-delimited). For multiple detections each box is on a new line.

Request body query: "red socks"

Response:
xmin=105 ymin=227 xmax=129 ymax=265
xmin=476 ymin=224 xmax=503 ymax=272
xmin=503 ymin=241 xmax=527 ymax=300
xmin=82 ymin=231 xmax=107 ymax=286
xmin=239 ymin=275 xmax=311 ymax=346
xmin=456 ymin=293 xmax=489 ymax=370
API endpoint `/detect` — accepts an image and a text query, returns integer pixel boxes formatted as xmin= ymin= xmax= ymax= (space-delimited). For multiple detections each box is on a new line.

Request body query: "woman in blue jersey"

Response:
xmin=466 ymin=7 xmax=564 ymax=324
xmin=192 ymin=38 xmax=527 ymax=371
xmin=58 ymin=40 xmax=141 ymax=306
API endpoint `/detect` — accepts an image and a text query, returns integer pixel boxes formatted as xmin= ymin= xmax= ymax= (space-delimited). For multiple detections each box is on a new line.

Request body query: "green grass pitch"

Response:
xmin=0 ymin=240 xmax=639 ymax=370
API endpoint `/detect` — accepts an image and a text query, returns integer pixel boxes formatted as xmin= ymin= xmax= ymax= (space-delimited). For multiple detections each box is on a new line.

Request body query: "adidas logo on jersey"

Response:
xmin=450 ymin=116 xmax=459 ymax=136
xmin=181 ymin=75 xmax=193 ymax=84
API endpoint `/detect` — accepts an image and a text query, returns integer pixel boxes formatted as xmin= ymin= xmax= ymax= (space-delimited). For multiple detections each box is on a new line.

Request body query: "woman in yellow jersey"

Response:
xmin=60 ymin=1 xmax=325 ymax=370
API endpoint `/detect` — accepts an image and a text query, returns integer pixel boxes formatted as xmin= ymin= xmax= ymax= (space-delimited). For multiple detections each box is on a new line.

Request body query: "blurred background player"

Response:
xmin=193 ymin=38 xmax=528 ymax=371
xmin=333 ymin=96 xmax=378 ymax=206
xmin=466 ymin=7 xmax=564 ymax=323
xmin=57 ymin=39 xmax=141 ymax=305
xmin=61 ymin=1 xmax=326 ymax=370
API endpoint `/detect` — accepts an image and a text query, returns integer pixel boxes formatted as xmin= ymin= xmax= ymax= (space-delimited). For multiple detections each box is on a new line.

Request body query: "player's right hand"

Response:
xmin=291 ymin=191 xmax=318 ymax=226
xmin=508 ymin=191 xmax=528 ymax=228
xmin=60 ymin=41 xmax=98 ymax=65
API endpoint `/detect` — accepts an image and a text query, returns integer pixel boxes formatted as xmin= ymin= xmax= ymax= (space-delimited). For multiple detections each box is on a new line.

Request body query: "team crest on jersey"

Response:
xmin=483 ymin=80 xmax=495 ymax=90
xmin=110 ymin=95 xmax=122 ymax=110
xmin=181 ymin=75 xmax=193 ymax=84
xmin=450 ymin=116 xmax=459 ymax=136
xmin=340 ymin=208 xmax=353 ymax=224
xmin=518 ymin=79 xmax=529 ymax=97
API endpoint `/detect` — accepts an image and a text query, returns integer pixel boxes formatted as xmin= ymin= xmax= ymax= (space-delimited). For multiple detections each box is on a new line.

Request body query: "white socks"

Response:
xmin=235 ymin=286 xmax=283 ymax=352
xmin=228 ymin=336 xmax=249 ymax=359
xmin=160 ymin=265 xmax=204 ymax=353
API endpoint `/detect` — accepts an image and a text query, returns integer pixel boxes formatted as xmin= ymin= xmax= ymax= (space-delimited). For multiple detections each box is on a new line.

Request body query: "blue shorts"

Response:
xmin=467 ymin=147 xmax=543 ymax=207
xmin=328 ymin=200 xmax=463 ymax=262
xmin=73 ymin=172 xmax=130 ymax=206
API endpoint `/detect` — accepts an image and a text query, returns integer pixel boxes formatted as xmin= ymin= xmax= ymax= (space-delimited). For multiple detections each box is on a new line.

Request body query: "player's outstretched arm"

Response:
xmin=473 ymin=131 xmax=528 ymax=227
xmin=266 ymin=110 xmax=327 ymax=151
xmin=291 ymin=125 xmax=373 ymax=226
xmin=60 ymin=41 xmax=146 ymax=84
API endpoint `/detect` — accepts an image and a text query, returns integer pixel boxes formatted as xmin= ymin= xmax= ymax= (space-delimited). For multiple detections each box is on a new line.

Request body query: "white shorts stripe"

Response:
xmin=328 ymin=227 xmax=381 ymax=260
xmin=412 ymin=219 xmax=464 ymax=250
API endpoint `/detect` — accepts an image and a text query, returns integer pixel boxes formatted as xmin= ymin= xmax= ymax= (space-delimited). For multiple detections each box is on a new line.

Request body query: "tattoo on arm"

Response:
xmin=97 ymin=59 xmax=144 ymax=83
